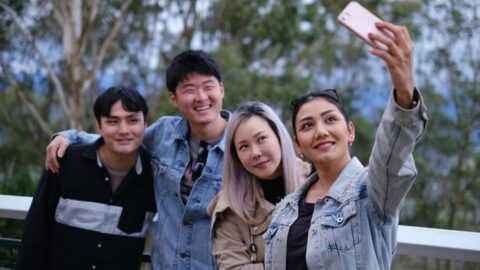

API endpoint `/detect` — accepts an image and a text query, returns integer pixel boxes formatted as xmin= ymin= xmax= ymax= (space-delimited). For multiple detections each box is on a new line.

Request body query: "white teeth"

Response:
xmin=195 ymin=105 xmax=210 ymax=111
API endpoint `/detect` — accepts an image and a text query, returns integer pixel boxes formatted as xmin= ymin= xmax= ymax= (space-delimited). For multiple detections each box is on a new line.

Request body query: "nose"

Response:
xmin=195 ymin=88 xmax=208 ymax=101
xmin=119 ymin=121 xmax=129 ymax=134
xmin=315 ymin=122 xmax=328 ymax=139
xmin=251 ymin=144 xmax=262 ymax=159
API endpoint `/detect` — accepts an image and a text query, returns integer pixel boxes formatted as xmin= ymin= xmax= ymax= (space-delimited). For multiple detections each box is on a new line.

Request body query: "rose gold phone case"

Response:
xmin=337 ymin=1 xmax=390 ymax=50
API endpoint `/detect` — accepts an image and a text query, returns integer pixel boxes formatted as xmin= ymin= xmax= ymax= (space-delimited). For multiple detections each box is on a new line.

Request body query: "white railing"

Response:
xmin=0 ymin=194 xmax=32 ymax=220
xmin=1 ymin=194 xmax=479 ymax=262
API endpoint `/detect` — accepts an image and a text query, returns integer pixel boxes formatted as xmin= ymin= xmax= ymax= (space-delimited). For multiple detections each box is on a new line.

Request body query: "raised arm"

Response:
xmin=44 ymin=130 xmax=99 ymax=172
xmin=366 ymin=23 xmax=428 ymax=221
xmin=369 ymin=22 xmax=415 ymax=108
xmin=45 ymin=120 xmax=160 ymax=172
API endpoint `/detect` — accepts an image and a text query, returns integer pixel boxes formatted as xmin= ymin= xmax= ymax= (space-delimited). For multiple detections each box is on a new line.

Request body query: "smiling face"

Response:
xmin=97 ymin=100 xmax=146 ymax=157
xmin=169 ymin=73 xmax=224 ymax=128
xmin=294 ymin=97 xmax=355 ymax=169
xmin=233 ymin=115 xmax=283 ymax=180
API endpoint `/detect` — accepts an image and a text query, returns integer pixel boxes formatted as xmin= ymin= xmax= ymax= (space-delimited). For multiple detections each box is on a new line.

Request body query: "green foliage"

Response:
xmin=1 ymin=0 xmax=479 ymax=268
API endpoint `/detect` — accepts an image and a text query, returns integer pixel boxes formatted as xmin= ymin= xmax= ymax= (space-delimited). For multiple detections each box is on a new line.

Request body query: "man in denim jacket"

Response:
xmin=45 ymin=50 xmax=229 ymax=269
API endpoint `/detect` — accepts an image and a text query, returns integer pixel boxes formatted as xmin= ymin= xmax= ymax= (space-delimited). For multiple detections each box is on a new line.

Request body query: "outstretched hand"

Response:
xmin=45 ymin=135 xmax=70 ymax=173
xmin=369 ymin=22 xmax=415 ymax=108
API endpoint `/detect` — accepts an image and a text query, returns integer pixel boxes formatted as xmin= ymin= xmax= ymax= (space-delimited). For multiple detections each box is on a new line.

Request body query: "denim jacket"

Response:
xmin=264 ymin=91 xmax=427 ymax=270
xmin=59 ymin=110 xmax=231 ymax=270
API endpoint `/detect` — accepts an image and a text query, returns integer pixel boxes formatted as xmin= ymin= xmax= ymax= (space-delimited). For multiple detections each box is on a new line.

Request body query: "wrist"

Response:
xmin=394 ymin=87 xmax=417 ymax=109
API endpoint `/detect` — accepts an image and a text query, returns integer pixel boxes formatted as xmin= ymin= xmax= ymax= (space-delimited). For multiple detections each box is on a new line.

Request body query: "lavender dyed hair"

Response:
xmin=222 ymin=101 xmax=301 ymax=219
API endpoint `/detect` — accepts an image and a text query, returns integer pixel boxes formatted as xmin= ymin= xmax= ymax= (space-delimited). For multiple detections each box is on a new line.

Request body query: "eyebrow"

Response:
xmin=181 ymin=79 xmax=216 ymax=88
xmin=202 ymin=79 xmax=216 ymax=85
xmin=107 ymin=112 xmax=140 ymax=119
xmin=297 ymin=109 xmax=335 ymax=123
xmin=235 ymin=130 xmax=264 ymax=145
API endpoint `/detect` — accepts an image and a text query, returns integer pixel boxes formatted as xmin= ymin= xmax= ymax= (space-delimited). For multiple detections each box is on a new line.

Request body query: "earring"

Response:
xmin=349 ymin=142 xmax=353 ymax=146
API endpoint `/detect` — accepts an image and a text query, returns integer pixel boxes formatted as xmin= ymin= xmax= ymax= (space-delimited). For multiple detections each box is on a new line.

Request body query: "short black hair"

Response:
xmin=166 ymin=50 xmax=223 ymax=93
xmin=93 ymin=86 xmax=148 ymax=126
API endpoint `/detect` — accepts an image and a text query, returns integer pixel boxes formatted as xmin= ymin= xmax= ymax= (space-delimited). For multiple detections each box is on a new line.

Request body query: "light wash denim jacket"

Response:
xmin=59 ymin=110 xmax=231 ymax=270
xmin=264 ymin=91 xmax=427 ymax=270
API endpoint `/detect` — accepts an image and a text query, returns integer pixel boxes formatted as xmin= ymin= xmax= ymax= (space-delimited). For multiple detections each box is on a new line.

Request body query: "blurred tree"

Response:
xmin=0 ymin=0 xmax=135 ymax=130
xmin=0 ymin=0 xmax=479 ymax=269
xmin=394 ymin=0 xmax=480 ymax=269
xmin=200 ymin=0 xmax=423 ymax=163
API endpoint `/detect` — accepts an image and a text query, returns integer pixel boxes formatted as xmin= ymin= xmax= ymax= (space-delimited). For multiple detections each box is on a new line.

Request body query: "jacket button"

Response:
xmin=336 ymin=217 xmax=344 ymax=223
xmin=105 ymin=176 xmax=109 ymax=181
xmin=92 ymin=265 xmax=96 ymax=269
xmin=97 ymin=243 xmax=102 ymax=248
xmin=180 ymin=252 xmax=188 ymax=258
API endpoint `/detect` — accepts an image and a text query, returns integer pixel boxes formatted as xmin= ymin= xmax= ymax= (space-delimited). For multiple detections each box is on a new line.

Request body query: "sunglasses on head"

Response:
xmin=290 ymin=89 xmax=340 ymax=109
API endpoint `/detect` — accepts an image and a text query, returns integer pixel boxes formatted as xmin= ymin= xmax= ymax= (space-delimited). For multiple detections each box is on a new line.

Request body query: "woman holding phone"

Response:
xmin=264 ymin=22 xmax=427 ymax=269
xmin=208 ymin=101 xmax=306 ymax=269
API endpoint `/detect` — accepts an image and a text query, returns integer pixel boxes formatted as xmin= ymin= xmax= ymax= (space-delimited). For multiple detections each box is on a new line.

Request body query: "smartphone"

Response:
xmin=337 ymin=1 xmax=392 ymax=50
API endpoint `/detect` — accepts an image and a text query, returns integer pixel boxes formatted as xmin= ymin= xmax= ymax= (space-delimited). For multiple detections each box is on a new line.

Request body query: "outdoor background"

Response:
xmin=0 ymin=0 xmax=479 ymax=269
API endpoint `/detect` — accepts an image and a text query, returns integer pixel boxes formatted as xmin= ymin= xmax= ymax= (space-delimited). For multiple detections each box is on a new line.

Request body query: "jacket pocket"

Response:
xmin=151 ymin=156 xmax=168 ymax=177
xmin=318 ymin=201 xmax=361 ymax=251
xmin=118 ymin=207 xmax=146 ymax=234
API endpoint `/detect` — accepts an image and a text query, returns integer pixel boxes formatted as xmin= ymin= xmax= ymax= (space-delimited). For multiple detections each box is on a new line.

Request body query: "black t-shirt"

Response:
xmin=286 ymin=199 xmax=315 ymax=270
xmin=259 ymin=176 xmax=285 ymax=205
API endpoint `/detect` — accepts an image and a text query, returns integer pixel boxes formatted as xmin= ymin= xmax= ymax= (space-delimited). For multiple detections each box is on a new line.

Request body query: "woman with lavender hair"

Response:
xmin=207 ymin=101 xmax=306 ymax=269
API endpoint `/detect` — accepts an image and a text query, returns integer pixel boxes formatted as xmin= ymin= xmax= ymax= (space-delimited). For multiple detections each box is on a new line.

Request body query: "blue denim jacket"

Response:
xmin=59 ymin=110 xmax=231 ymax=270
xmin=264 ymin=92 xmax=427 ymax=270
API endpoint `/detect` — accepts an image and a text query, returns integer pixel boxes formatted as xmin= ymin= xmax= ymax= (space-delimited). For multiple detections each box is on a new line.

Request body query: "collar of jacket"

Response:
xmin=170 ymin=110 xmax=231 ymax=153
xmin=287 ymin=157 xmax=365 ymax=205
xmin=208 ymin=191 xmax=275 ymax=229
xmin=81 ymin=137 xmax=150 ymax=175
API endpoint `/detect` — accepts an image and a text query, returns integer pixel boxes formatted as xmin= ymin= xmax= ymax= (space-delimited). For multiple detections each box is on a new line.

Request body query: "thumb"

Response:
xmin=57 ymin=143 xmax=67 ymax=158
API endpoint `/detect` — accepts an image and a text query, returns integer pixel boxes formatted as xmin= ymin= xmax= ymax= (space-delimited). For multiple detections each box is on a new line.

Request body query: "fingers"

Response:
xmin=368 ymin=32 xmax=397 ymax=69
xmin=368 ymin=22 xmax=414 ymax=66
xmin=57 ymin=142 xmax=67 ymax=158
xmin=45 ymin=143 xmax=60 ymax=173
xmin=373 ymin=22 xmax=413 ymax=56
xmin=367 ymin=22 xmax=415 ymax=105
xmin=378 ymin=21 xmax=412 ymax=46
xmin=44 ymin=136 xmax=70 ymax=173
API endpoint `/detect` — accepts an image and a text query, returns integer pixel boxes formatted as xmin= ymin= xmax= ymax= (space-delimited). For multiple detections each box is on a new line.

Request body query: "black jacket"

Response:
xmin=18 ymin=139 xmax=156 ymax=270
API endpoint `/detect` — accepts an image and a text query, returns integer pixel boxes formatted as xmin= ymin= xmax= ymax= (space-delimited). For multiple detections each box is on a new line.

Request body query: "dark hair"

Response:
xmin=166 ymin=50 xmax=223 ymax=93
xmin=93 ymin=86 xmax=148 ymax=126
xmin=290 ymin=89 xmax=350 ymax=136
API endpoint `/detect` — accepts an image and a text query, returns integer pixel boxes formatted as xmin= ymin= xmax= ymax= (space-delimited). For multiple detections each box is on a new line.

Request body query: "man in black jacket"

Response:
xmin=18 ymin=86 xmax=156 ymax=270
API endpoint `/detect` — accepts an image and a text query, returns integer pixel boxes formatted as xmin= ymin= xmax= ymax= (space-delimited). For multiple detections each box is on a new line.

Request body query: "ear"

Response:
xmin=95 ymin=121 xmax=101 ymax=133
xmin=169 ymin=92 xmax=179 ymax=108
xmin=219 ymin=82 xmax=225 ymax=98
xmin=293 ymin=135 xmax=304 ymax=157
xmin=347 ymin=121 xmax=355 ymax=145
